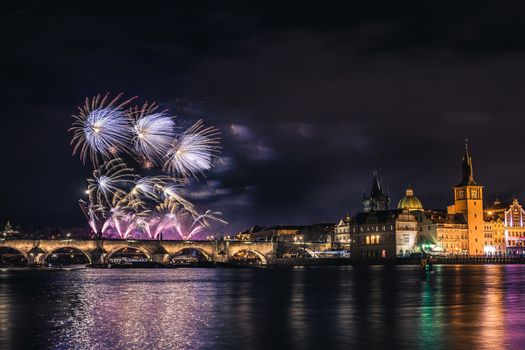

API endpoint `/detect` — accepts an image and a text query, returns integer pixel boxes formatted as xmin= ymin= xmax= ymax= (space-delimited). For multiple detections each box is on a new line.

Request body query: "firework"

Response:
xmin=72 ymin=93 xmax=227 ymax=240
xmin=106 ymin=203 xmax=138 ymax=239
xmin=173 ymin=210 xmax=226 ymax=240
xmin=139 ymin=214 xmax=178 ymax=239
xmin=159 ymin=180 xmax=195 ymax=214
xmin=164 ymin=120 xmax=221 ymax=179
xmin=70 ymin=93 xmax=135 ymax=165
xmin=129 ymin=103 xmax=175 ymax=165
xmin=87 ymin=158 xmax=136 ymax=206
xmin=129 ymin=176 xmax=165 ymax=201
xmin=79 ymin=200 xmax=102 ymax=235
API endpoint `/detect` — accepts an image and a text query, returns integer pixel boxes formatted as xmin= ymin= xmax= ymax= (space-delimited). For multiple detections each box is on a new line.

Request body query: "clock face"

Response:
xmin=457 ymin=189 xmax=465 ymax=199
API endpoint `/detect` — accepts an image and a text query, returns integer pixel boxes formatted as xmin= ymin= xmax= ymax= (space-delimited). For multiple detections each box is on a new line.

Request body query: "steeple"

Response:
xmin=457 ymin=139 xmax=478 ymax=186
xmin=362 ymin=171 xmax=390 ymax=212
xmin=370 ymin=170 xmax=383 ymax=197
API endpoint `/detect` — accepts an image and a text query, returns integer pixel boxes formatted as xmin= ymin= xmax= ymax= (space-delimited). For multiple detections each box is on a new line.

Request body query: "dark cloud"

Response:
xmin=3 ymin=1 xmax=525 ymax=233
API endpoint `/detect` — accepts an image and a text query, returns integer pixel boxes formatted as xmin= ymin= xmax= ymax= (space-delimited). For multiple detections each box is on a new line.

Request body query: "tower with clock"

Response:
xmin=452 ymin=141 xmax=485 ymax=255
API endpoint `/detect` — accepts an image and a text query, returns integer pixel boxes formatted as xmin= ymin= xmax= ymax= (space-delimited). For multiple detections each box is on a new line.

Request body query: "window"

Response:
xmin=366 ymin=236 xmax=370 ymax=244
xmin=376 ymin=235 xmax=380 ymax=244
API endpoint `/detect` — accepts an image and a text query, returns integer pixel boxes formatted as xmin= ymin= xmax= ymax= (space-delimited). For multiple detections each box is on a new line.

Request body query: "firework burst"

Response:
xmin=164 ymin=120 xmax=221 ymax=179
xmin=129 ymin=102 xmax=175 ymax=165
xmin=87 ymin=158 xmax=136 ymax=206
xmin=70 ymin=93 xmax=136 ymax=165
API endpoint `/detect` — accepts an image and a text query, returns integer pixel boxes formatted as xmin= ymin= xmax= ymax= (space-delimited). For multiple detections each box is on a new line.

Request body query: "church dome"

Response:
xmin=397 ymin=185 xmax=423 ymax=211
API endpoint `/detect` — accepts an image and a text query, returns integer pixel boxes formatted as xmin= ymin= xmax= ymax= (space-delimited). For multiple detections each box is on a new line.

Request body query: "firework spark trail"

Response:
xmin=87 ymin=158 xmax=136 ymax=206
xmin=164 ymin=120 xmax=221 ymax=179
xmin=70 ymin=93 xmax=136 ymax=165
xmin=160 ymin=181 xmax=195 ymax=214
xmin=137 ymin=217 xmax=154 ymax=239
xmin=153 ymin=214 xmax=178 ymax=239
xmin=171 ymin=210 xmax=225 ymax=240
xmin=130 ymin=103 xmax=175 ymax=165
xmin=101 ymin=218 xmax=112 ymax=235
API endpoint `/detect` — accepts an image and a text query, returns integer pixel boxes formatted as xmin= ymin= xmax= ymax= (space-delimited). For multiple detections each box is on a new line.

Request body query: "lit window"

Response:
xmin=366 ymin=236 xmax=370 ymax=244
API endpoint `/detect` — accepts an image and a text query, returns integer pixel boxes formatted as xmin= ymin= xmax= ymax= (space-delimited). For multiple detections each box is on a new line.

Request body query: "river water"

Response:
xmin=1 ymin=265 xmax=524 ymax=349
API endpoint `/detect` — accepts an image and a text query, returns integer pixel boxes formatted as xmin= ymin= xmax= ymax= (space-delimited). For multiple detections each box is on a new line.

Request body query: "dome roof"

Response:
xmin=397 ymin=185 xmax=423 ymax=211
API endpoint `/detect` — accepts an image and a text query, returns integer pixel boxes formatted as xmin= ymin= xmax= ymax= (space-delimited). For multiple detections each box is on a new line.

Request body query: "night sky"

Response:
xmin=3 ymin=1 xmax=525 ymax=233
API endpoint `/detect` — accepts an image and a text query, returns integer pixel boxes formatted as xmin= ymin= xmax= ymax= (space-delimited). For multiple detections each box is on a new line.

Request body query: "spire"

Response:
xmin=457 ymin=139 xmax=478 ymax=186
xmin=370 ymin=170 xmax=383 ymax=197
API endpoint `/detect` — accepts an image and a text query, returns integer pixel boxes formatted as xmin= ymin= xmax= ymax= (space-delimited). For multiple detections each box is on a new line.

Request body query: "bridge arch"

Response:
xmin=231 ymin=249 xmax=268 ymax=265
xmin=171 ymin=247 xmax=212 ymax=262
xmin=107 ymin=246 xmax=152 ymax=260
xmin=44 ymin=246 xmax=92 ymax=264
xmin=0 ymin=245 xmax=29 ymax=260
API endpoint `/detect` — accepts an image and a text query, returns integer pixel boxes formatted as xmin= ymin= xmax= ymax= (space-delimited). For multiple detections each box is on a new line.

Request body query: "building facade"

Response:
xmin=350 ymin=209 xmax=419 ymax=261
xmin=333 ymin=213 xmax=351 ymax=250
xmin=484 ymin=199 xmax=525 ymax=255
xmin=416 ymin=210 xmax=468 ymax=254
xmin=446 ymin=143 xmax=485 ymax=255
xmin=349 ymin=173 xmax=419 ymax=262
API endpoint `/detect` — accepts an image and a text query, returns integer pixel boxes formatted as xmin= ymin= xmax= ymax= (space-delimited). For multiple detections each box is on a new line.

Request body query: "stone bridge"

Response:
xmin=0 ymin=239 xmax=280 ymax=266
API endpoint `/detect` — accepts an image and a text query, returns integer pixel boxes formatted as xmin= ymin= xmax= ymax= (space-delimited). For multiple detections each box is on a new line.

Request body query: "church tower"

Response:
xmin=452 ymin=141 xmax=484 ymax=255
xmin=362 ymin=171 xmax=390 ymax=212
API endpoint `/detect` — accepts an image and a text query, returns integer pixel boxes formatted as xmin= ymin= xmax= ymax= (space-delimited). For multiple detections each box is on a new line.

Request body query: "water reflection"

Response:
xmin=2 ymin=266 xmax=525 ymax=349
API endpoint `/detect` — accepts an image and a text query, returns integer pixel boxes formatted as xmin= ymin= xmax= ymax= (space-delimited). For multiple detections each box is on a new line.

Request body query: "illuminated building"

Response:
xmin=239 ymin=224 xmax=333 ymax=242
xmin=485 ymin=199 xmax=525 ymax=255
xmin=350 ymin=173 xmax=419 ymax=262
xmin=446 ymin=142 xmax=485 ymax=255
xmin=483 ymin=198 xmax=506 ymax=255
xmin=333 ymin=213 xmax=351 ymax=249
xmin=416 ymin=143 xmax=485 ymax=255
xmin=349 ymin=208 xmax=418 ymax=261
xmin=1 ymin=221 xmax=19 ymax=238
xmin=395 ymin=210 xmax=419 ymax=255
xmin=416 ymin=211 xmax=468 ymax=254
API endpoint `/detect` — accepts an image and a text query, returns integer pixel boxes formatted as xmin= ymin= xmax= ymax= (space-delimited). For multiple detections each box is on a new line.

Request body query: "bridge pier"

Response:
xmin=152 ymin=246 xmax=170 ymax=264
xmin=91 ymin=246 xmax=108 ymax=267
xmin=28 ymin=246 xmax=45 ymax=266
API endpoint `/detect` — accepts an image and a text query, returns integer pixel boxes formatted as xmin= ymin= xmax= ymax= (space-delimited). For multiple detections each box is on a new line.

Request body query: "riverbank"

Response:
xmin=6 ymin=256 xmax=525 ymax=269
